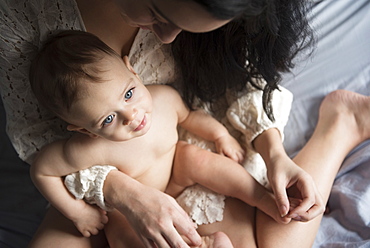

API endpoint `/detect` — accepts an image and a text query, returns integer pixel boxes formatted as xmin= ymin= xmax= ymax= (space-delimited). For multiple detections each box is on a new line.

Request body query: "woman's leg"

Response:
xmin=104 ymin=210 xmax=145 ymax=248
xmin=256 ymin=90 xmax=370 ymax=247
xmin=197 ymin=197 xmax=257 ymax=248
xmin=28 ymin=206 xmax=108 ymax=248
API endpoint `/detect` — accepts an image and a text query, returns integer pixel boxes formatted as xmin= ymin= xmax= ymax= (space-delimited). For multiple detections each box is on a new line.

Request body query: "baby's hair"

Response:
xmin=29 ymin=30 xmax=121 ymax=118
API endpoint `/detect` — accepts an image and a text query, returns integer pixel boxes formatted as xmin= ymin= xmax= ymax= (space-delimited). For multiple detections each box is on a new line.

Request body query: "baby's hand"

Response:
xmin=71 ymin=203 xmax=108 ymax=237
xmin=215 ymin=134 xmax=245 ymax=163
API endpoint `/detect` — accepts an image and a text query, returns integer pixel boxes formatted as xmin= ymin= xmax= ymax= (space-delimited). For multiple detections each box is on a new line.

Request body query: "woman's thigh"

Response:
xmin=104 ymin=210 xmax=144 ymax=248
xmin=197 ymin=197 xmax=257 ymax=248
xmin=28 ymin=206 xmax=108 ymax=248
xmin=256 ymin=210 xmax=322 ymax=248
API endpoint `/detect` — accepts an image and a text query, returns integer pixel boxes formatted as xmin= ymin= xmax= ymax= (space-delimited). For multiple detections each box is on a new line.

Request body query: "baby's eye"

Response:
xmin=103 ymin=114 xmax=115 ymax=126
xmin=125 ymin=88 xmax=134 ymax=100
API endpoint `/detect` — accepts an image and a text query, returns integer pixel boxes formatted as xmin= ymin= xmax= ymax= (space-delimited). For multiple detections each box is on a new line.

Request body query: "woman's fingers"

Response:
xmin=271 ymin=171 xmax=325 ymax=222
xmin=270 ymin=176 xmax=291 ymax=217
xmin=288 ymin=189 xmax=325 ymax=221
xmin=134 ymin=193 xmax=200 ymax=248
xmin=139 ymin=216 xmax=198 ymax=248
xmin=172 ymin=221 xmax=201 ymax=247
xmin=273 ymin=186 xmax=290 ymax=217
xmin=285 ymin=181 xmax=325 ymax=222
xmin=165 ymin=194 xmax=201 ymax=247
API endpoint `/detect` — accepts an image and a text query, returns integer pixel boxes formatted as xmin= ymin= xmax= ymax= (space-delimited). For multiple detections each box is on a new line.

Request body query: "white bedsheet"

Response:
xmin=0 ymin=0 xmax=369 ymax=247
xmin=281 ymin=0 xmax=370 ymax=247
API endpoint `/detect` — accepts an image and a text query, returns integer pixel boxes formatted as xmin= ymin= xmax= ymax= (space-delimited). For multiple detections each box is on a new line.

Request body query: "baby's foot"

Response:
xmin=254 ymin=189 xmax=299 ymax=224
xmin=194 ymin=232 xmax=233 ymax=248
xmin=318 ymin=90 xmax=370 ymax=145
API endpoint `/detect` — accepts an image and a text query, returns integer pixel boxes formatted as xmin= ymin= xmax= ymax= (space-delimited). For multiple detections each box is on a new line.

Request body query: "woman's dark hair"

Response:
xmin=172 ymin=0 xmax=314 ymax=121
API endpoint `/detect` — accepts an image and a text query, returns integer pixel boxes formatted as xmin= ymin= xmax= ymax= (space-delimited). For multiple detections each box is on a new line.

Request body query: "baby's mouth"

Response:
xmin=133 ymin=115 xmax=147 ymax=131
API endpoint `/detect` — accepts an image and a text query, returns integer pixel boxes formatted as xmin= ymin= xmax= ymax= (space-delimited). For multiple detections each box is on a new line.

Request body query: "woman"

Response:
xmin=1 ymin=0 xmax=369 ymax=247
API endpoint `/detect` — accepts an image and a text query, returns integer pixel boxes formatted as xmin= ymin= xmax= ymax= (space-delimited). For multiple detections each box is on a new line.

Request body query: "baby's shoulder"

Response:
xmin=64 ymin=133 xmax=108 ymax=161
xmin=146 ymin=84 xmax=184 ymax=112
xmin=37 ymin=133 xmax=103 ymax=168
xmin=147 ymin=84 xmax=180 ymax=99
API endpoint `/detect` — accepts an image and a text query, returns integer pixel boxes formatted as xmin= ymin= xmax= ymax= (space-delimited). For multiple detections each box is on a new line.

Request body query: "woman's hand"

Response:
xmin=253 ymin=128 xmax=325 ymax=222
xmin=266 ymin=154 xmax=325 ymax=221
xmin=103 ymin=170 xmax=202 ymax=248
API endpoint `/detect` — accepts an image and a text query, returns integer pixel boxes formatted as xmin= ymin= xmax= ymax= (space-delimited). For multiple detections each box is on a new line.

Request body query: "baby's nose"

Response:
xmin=121 ymin=108 xmax=138 ymax=125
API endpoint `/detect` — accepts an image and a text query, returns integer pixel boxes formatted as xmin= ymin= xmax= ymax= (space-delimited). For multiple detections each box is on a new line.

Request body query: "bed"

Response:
xmin=0 ymin=0 xmax=369 ymax=247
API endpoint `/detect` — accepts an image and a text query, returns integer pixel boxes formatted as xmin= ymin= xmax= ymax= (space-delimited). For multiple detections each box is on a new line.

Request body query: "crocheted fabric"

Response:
xmin=65 ymin=165 xmax=118 ymax=211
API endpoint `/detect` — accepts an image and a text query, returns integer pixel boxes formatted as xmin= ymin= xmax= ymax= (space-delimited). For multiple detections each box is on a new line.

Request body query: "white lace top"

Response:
xmin=0 ymin=0 xmax=292 ymax=166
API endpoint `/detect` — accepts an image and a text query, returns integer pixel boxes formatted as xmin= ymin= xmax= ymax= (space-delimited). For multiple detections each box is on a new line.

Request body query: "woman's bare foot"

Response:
xmin=193 ymin=232 xmax=233 ymax=248
xmin=318 ymin=89 xmax=370 ymax=146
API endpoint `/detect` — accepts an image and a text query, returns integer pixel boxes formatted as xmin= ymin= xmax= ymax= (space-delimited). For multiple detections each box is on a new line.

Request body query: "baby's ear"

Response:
xmin=122 ymin=56 xmax=137 ymax=75
xmin=67 ymin=125 xmax=98 ymax=138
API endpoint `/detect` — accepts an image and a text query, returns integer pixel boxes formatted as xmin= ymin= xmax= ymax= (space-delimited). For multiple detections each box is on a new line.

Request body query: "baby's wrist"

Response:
xmin=214 ymin=132 xmax=232 ymax=144
xmin=64 ymin=201 xmax=87 ymax=221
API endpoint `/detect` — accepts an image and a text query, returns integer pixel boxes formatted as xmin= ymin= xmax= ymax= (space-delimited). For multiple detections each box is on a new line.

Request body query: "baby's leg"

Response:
xmin=256 ymin=90 xmax=370 ymax=247
xmin=167 ymin=141 xmax=290 ymax=224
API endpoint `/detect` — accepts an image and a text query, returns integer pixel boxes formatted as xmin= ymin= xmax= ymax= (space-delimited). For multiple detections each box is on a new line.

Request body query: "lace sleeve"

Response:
xmin=227 ymin=85 xmax=293 ymax=148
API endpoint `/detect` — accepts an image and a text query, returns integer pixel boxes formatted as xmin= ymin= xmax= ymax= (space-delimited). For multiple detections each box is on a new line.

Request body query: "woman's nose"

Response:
xmin=121 ymin=108 xmax=138 ymax=125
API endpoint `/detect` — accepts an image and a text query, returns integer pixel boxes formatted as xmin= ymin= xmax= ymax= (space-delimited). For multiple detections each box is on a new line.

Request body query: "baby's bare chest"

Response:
xmin=104 ymin=115 xmax=179 ymax=191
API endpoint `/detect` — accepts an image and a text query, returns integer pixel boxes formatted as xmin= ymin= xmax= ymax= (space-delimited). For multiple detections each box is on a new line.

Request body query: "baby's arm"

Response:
xmin=30 ymin=140 xmax=108 ymax=237
xmin=177 ymin=102 xmax=245 ymax=163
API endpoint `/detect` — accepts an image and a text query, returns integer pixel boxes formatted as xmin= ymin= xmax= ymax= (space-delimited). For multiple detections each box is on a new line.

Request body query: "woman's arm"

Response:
xmin=103 ymin=169 xmax=202 ymax=248
xmin=226 ymin=85 xmax=323 ymax=221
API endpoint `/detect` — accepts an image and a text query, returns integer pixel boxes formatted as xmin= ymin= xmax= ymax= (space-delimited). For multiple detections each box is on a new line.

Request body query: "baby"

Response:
xmin=29 ymin=30 xmax=297 ymax=247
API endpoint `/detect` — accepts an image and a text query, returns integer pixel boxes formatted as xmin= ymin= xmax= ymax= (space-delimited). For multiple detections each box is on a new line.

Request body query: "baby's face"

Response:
xmin=67 ymin=56 xmax=153 ymax=141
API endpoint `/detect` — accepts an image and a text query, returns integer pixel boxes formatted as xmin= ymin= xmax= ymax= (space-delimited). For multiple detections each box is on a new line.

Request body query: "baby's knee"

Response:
xmin=175 ymin=141 xmax=209 ymax=170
